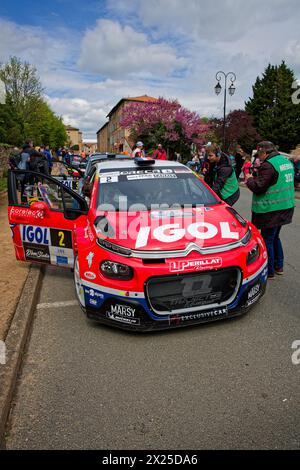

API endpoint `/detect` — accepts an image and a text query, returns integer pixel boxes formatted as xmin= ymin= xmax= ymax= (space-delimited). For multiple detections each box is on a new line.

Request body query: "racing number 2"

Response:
xmin=58 ymin=231 xmax=65 ymax=247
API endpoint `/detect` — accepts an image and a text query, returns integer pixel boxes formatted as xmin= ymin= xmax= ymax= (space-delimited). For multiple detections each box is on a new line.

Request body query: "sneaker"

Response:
xmin=275 ymin=268 xmax=284 ymax=275
xmin=267 ymin=273 xmax=275 ymax=279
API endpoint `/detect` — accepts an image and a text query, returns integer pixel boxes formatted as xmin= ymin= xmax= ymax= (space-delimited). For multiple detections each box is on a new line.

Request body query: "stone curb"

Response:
xmin=0 ymin=264 xmax=44 ymax=449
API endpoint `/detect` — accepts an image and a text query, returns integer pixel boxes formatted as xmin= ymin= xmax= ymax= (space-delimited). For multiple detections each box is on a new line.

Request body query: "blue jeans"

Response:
xmin=261 ymin=226 xmax=284 ymax=275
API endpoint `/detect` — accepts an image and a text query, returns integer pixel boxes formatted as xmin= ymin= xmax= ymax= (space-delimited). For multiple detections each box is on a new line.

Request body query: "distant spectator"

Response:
xmin=242 ymin=154 xmax=252 ymax=181
xmin=228 ymin=144 xmax=237 ymax=170
xmin=153 ymin=144 xmax=167 ymax=160
xmin=235 ymin=144 xmax=245 ymax=179
xmin=64 ymin=149 xmax=73 ymax=165
xmin=43 ymin=145 xmax=53 ymax=174
xmin=131 ymin=141 xmax=145 ymax=158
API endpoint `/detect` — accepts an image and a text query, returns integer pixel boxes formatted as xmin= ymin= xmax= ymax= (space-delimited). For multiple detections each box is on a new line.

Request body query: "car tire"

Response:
xmin=74 ymin=255 xmax=86 ymax=309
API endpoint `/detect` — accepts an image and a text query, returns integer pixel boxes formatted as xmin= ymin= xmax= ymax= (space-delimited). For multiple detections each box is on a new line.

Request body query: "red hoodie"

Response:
xmin=153 ymin=148 xmax=167 ymax=160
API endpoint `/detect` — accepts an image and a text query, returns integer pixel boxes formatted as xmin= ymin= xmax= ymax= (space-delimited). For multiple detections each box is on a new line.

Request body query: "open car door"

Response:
xmin=7 ymin=169 xmax=88 ymax=268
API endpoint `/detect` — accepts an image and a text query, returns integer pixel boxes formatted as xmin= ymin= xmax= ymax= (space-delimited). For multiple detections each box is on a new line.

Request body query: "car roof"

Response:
xmin=95 ymin=159 xmax=186 ymax=171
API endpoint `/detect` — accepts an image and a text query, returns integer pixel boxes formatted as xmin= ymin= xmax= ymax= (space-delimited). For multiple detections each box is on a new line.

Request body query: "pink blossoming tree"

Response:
xmin=120 ymin=98 xmax=209 ymax=159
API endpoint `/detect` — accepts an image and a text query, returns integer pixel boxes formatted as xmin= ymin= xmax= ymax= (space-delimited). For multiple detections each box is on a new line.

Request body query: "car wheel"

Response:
xmin=74 ymin=255 xmax=85 ymax=308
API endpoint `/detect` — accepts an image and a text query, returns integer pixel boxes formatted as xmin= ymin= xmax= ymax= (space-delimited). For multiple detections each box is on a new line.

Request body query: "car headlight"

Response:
xmin=246 ymin=243 xmax=260 ymax=265
xmin=100 ymin=260 xmax=133 ymax=280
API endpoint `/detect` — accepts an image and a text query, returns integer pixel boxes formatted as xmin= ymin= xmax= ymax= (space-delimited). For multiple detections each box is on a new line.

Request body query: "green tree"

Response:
xmin=245 ymin=62 xmax=300 ymax=152
xmin=0 ymin=57 xmax=67 ymax=147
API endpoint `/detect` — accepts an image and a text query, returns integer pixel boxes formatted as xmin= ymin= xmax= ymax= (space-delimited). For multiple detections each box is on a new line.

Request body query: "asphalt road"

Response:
xmin=6 ymin=189 xmax=300 ymax=449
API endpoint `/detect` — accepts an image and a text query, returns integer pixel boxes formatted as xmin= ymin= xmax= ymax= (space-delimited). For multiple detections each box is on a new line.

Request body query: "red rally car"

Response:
xmin=7 ymin=157 xmax=268 ymax=331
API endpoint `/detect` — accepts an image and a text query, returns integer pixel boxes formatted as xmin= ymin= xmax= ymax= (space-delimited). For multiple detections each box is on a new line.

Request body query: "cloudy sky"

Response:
xmin=0 ymin=0 xmax=300 ymax=140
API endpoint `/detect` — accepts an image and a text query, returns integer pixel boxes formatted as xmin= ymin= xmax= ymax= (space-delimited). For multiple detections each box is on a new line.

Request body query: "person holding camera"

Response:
xmin=207 ymin=144 xmax=240 ymax=206
xmin=245 ymin=141 xmax=295 ymax=279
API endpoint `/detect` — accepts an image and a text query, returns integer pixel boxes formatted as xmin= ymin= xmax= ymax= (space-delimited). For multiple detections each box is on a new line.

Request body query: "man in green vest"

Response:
xmin=207 ymin=144 xmax=240 ymax=206
xmin=245 ymin=141 xmax=295 ymax=279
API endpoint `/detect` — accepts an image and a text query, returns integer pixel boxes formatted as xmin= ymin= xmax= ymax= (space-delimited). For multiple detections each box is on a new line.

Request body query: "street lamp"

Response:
xmin=214 ymin=71 xmax=236 ymax=149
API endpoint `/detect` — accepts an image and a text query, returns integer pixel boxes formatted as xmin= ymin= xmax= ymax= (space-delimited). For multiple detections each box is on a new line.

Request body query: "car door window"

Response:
xmin=8 ymin=170 xmax=87 ymax=214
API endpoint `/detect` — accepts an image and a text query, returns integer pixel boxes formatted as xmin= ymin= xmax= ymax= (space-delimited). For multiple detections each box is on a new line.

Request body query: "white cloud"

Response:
xmin=0 ymin=18 xmax=73 ymax=71
xmin=2 ymin=1 xmax=300 ymax=142
xmin=78 ymin=19 xmax=186 ymax=78
xmin=46 ymin=96 xmax=108 ymax=139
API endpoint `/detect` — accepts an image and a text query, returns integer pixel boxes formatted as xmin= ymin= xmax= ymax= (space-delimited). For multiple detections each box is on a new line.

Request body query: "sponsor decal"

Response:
xmin=247 ymin=283 xmax=261 ymax=300
xmin=86 ymin=288 xmax=104 ymax=299
xmin=86 ymin=252 xmax=94 ymax=268
xmin=135 ymin=221 xmax=239 ymax=249
xmin=245 ymin=282 xmax=262 ymax=307
xmin=21 ymin=226 xmax=72 ymax=249
xmin=167 ymin=257 xmax=222 ymax=273
xmin=84 ymin=287 xmax=104 ymax=299
xmin=106 ymin=306 xmax=140 ymax=325
xmin=10 ymin=207 xmax=44 ymax=219
xmin=106 ymin=312 xmax=140 ymax=325
xmin=22 ymin=225 xmax=49 ymax=245
xmin=83 ymin=287 xmax=104 ymax=308
xmin=169 ymin=307 xmax=228 ymax=324
xmin=50 ymin=247 xmax=69 ymax=256
xmin=150 ymin=210 xmax=193 ymax=219
xmin=108 ymin=304 xmax=136 ymax=318
xmin=173 ymin=169 xmax=191 ymax=173
xmin=127 ymin=174 xmax=177 ymax=180
xmin=118 ymin=169 xmax=174 ymax=176
xmin=84 ymin=220 xmax=95 ymax=242
xmin=84 ymin=271 xmax=96 ymax=280
xmin=56 ymin=256 xmax=68 ymax=265
xmin=23 ymin=243 xmax=50 ymax=263
xmin=246 ymin=296 xmax=260 ymax=307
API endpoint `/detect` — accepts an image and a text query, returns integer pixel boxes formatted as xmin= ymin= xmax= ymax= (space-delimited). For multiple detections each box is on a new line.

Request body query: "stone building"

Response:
xmin=96 ymin=122 xmax=109 ymax=152
xmin=65 ymin=125 xmax=83 ymax=152
xmin=82 ymin=142 xmax=97 ymax=155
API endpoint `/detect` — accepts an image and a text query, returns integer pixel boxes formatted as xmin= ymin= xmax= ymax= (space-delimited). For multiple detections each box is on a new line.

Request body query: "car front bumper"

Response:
xmin=82 ymin=261 xmax=268 ymax=332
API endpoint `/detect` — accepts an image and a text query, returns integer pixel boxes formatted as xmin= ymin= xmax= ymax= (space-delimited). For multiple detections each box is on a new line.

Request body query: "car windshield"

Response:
xmin=97 ymin=168 xmax=219 ymax=211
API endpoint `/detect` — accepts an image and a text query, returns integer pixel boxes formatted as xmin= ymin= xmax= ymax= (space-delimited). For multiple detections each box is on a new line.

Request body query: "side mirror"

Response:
xmin=30 ymin=201 xmax=50 ymax=217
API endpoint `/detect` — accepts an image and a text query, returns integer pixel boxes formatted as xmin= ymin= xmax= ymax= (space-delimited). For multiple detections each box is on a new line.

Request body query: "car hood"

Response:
xmin=95 ymin=206 xmax=249 ymax=252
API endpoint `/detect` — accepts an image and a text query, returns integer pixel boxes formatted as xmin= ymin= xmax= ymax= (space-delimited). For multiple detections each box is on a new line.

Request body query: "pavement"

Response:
xmin=4 ymin=190 xmax=300 ymax=450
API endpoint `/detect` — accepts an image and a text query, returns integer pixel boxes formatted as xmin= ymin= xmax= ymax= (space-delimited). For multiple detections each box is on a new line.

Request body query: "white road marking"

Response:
xmin=37 ymin=300 xmax=78 ymax=309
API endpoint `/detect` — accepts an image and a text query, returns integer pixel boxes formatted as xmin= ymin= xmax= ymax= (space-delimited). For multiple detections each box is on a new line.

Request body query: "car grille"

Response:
xmin=146 ymin=267 xmax=241 ymax=314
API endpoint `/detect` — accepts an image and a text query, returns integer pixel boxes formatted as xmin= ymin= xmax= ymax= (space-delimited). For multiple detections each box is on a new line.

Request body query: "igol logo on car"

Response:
xmin=84 ymin=271 xmax=96 ymax=280
xmin=22 ymin=225 xmax=49 ymax=245
xmin=167 ymin=257 xmax=223 ymax=273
